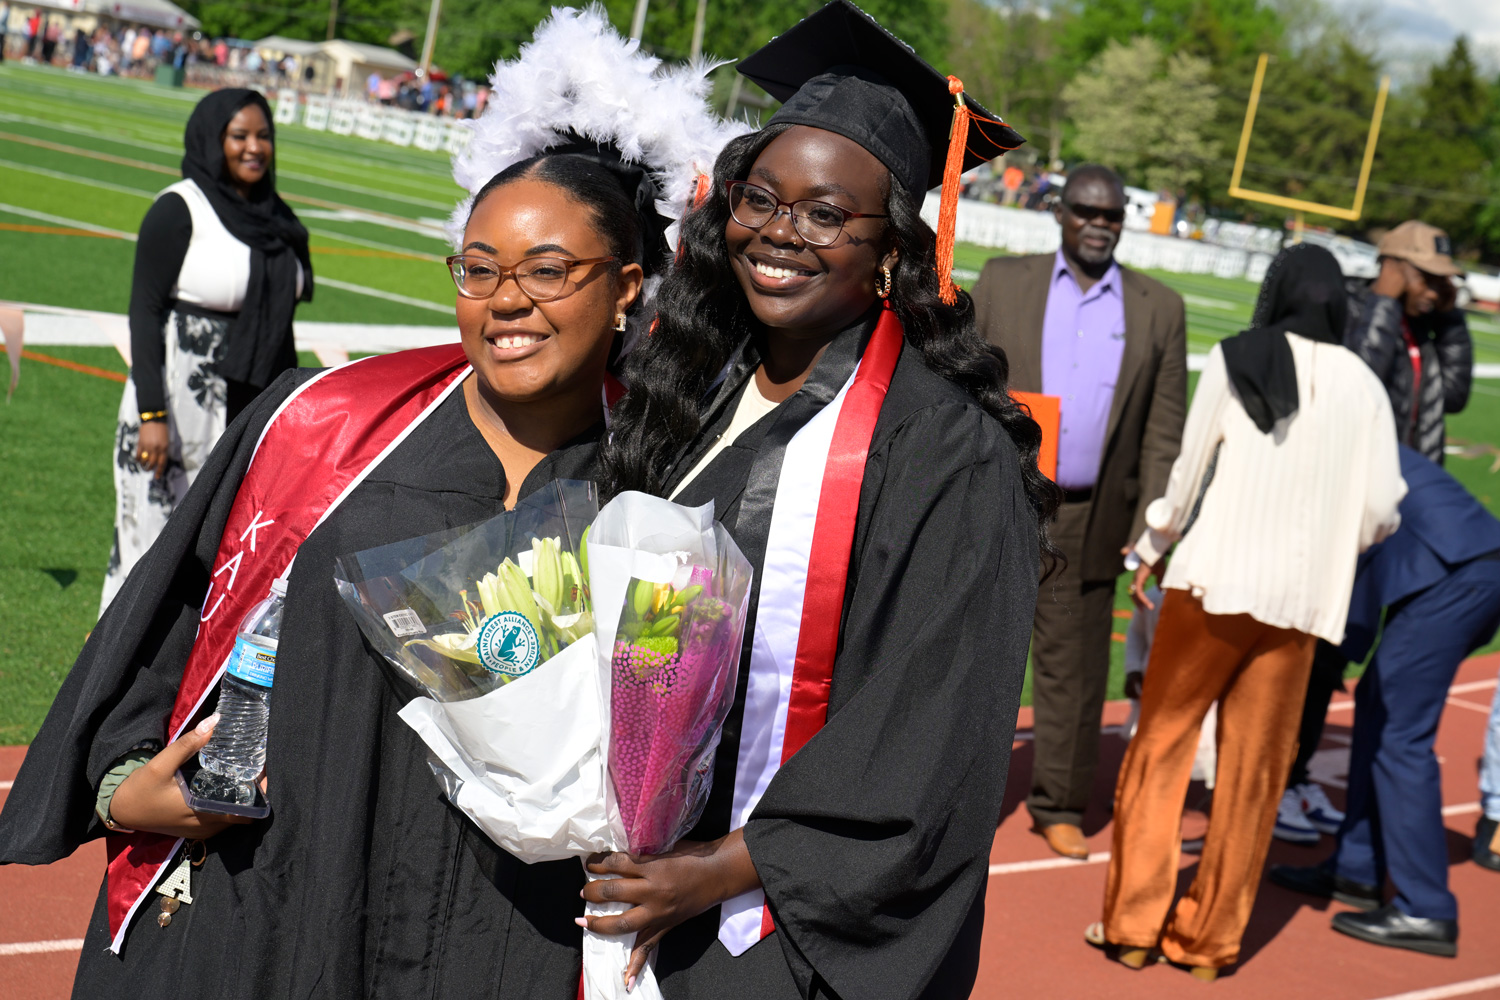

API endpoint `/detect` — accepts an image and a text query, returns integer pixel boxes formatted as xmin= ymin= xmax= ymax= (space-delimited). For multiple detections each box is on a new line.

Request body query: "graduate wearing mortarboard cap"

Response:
xmin=588 ymin=4 xmax=1063 ymax=997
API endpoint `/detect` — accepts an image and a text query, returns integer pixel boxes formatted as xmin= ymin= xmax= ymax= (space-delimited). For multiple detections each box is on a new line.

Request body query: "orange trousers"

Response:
xmin=1103 ymin=589 xmax=1316 ymax=968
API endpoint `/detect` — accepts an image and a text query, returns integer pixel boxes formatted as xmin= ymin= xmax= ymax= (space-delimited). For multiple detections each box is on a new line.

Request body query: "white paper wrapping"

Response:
xmin=395 ymin=493 xmax=723 ymax=1000
xmin=397 ymin=636 xmax=610 ymax=861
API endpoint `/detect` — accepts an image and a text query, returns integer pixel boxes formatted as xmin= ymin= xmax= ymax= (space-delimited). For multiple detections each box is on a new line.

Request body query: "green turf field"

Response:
xmin=1 ymin=62 xmax=1496 ymax=741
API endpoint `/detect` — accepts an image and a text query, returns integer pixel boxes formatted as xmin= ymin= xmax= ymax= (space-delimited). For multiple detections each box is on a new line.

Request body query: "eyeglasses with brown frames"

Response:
xmin=725 ymin=180 xmax=888 ymax=247
xmin=445 ymin=254 xmax=618 ymax=302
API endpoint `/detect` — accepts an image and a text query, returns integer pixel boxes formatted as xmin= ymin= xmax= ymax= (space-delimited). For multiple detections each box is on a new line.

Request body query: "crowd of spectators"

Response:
xmin=0 ymin=10 xmax=487 ymax=116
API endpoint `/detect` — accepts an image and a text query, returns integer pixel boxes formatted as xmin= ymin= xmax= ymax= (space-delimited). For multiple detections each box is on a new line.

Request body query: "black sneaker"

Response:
xmin=1332 ymin=905 xmax=1457 ymax=957
xmin=1475 ymin=816 xmax=1500 ymax=873
xmin=1268 ymin=864 xmax=1381 ymax=910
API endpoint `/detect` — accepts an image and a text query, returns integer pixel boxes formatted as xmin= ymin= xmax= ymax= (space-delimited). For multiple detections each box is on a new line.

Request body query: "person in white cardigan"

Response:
xmin=1086 ymin=243 xmax=1406 ymax=980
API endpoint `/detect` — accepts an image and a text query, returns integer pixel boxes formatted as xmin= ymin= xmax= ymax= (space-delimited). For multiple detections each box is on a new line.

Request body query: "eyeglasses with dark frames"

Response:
xmin=1063 ymin=201 xmax=1126 ymax=225
xmin=726 ymin=180 xmax=888 ymax=247
xmin=445 ymin=253 xmax=617 ymax=301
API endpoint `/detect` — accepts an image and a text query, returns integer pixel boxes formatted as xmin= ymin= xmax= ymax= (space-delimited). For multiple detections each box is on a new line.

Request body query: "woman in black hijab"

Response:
xmin=1220 ymin=242 xmax=1350 ymax=433
xmin=103 ymin=88 xmax=312 ymax=614
xmin=1090 ymin=243 xmax=1404 ymax=980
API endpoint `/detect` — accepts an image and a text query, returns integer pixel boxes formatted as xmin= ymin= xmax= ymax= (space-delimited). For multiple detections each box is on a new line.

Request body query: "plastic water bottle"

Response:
xmin=190 ymin=578 xmax=285 ymax=806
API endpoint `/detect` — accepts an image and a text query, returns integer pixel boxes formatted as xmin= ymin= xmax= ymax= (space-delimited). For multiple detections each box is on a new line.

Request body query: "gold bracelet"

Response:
xmin=139 ymin=409 xmax=169 ymax=423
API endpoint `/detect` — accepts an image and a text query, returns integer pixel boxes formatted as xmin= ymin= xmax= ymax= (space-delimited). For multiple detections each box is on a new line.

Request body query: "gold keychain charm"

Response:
xmin=154 ymin=841 xmax=204 ymax=927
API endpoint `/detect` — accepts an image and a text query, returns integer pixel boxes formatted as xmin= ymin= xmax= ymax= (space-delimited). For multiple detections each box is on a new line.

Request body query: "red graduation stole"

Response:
xmin=758 ymin=304 xmax=903 ymax=940
xmin=105 ymin=344 xmax=470 ymax=951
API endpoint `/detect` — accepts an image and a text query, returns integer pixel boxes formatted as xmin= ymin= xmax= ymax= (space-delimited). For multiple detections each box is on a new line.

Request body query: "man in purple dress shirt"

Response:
xmin=973 ymin=165 xmax=1187 ymax=859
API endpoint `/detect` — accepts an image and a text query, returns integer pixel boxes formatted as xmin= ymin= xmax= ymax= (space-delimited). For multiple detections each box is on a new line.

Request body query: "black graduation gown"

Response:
xmin=654 ymin=317 xmax=1039 ymax=1000
xmin=0 ymin=371 xmax=592 ymax=999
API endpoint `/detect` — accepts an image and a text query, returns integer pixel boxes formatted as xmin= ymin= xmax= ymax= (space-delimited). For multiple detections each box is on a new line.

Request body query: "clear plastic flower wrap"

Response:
xmin=333 ymin=479 xmax=598 ymax=702
xmin=333 ymin=485 xmax=751 ymax=1000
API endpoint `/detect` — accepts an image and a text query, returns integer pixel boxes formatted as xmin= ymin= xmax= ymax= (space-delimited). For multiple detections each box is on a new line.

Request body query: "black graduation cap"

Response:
xmin=737 ymin=0 xmax=1025 ymax=200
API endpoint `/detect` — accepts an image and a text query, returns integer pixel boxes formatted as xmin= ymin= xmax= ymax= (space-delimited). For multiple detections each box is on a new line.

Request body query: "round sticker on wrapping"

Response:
xmin=476 ymin=611 xmax=540 ymax=677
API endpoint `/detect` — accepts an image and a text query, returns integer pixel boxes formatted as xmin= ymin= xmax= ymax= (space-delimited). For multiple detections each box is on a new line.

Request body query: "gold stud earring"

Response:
xmin=614 ymin=313 xmax=628 ymax=333
xmin=877 ymin=265 xmax=893 ymax=299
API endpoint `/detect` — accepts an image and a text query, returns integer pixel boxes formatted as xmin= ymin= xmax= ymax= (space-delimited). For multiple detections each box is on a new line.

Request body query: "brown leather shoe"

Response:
xmin=1039 ymin=822 xmax=1090 ymax=859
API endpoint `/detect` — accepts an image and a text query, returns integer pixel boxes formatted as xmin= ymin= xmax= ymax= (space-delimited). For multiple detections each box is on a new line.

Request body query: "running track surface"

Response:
xmin=2 ymin=654 xmax=1496 ymax=1000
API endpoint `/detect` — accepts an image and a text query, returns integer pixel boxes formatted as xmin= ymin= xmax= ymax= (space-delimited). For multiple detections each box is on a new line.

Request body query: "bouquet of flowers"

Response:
xmin=610 ymin=571 xmax=743 ymax=854
xmin=334 ymin=480 xmax=611 ymax=857
xmin=334 ymin=485 xmax=752 ymax=999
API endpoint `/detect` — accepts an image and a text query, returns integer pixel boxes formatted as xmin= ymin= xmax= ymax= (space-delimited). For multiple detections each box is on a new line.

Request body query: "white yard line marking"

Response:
xmin=1364 ymin=973 xmax=1500 ymax=1000
xmin=317 ymin=277 xmax=451 ymax=314
xmin=0 ymin=938 xmax=85 ymax=956
xmin=989 ymin=853 xmax=1110 ymax=876
xmin=1183 ymin=293 xmax=1242 ymax=310
xmin=0 ymin=156 xmax=155 ymax=198
xmin=303 ymin=227 xmax=446 ymax=263
xmin=0 ymin=201 xmax=135 ymax=239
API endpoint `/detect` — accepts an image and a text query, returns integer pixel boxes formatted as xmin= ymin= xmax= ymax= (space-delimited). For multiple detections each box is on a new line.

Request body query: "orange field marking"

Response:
xmin=0 ymin=345 xmax=127 ymax=383
xmin=0 ymin=221 xmax=121 ymax=239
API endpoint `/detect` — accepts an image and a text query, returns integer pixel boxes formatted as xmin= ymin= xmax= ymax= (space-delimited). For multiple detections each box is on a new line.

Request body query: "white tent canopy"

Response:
xmin=317 ymin=38 xmax=416 ymax=75
xmin=250 ymin=35 xmax=323 ymax=58
xmin=24 ymin=0 xmax=199 ymax=30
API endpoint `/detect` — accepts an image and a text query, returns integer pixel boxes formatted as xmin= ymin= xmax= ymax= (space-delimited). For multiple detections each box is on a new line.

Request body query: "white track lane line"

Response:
xmin=0 ymin=938 xmax=84 ymax=956
xmin=989 ymin=853 xmax=1110 ymax=876
xmin=0 ymin=780 xmax=11 ymax=790
xmin=1364 ymin=974 xmax=1500 ymax=1000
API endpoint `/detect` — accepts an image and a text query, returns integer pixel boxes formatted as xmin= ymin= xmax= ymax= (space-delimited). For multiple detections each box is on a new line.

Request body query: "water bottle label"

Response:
xmin=227 ymin=636 xmax=276 ymax=687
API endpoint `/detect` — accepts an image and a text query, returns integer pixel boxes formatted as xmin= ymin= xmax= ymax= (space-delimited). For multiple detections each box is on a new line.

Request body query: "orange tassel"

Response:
xmin=936 ymin=75 xmax=969 ymax=306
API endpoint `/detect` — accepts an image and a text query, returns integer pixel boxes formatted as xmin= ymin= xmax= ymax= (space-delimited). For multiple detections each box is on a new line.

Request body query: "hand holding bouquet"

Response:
xmin=335 ymin=485 xmax=752 ymax=999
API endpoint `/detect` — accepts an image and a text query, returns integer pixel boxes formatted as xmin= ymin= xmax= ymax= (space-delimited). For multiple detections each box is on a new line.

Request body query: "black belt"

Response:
xmin=170 ymin=300 xmax=238 ymax=323
xmin=1061 ymin=487 xmax=1094 ymax=505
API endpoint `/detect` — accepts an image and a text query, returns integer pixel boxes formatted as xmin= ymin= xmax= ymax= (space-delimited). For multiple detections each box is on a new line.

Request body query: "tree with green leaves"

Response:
xmin=946 ymin=0 xmax=1069 ymax=164
xmin=1062 ymin=36 xmax=1219 ymax=192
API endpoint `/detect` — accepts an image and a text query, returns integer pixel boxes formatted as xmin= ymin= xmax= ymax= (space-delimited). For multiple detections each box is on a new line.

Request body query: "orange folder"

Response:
xmin=1010 ymin=391 xmax=1060 ymax=482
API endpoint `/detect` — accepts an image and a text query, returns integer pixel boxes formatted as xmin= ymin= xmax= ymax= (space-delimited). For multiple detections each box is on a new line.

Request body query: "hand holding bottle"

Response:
xmin=109 ymin=715 xmax=255 ymax=839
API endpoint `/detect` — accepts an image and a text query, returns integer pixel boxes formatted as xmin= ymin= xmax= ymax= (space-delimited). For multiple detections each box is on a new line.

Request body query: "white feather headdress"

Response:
xmin=448 ymin=4 xmax=751 ymax=253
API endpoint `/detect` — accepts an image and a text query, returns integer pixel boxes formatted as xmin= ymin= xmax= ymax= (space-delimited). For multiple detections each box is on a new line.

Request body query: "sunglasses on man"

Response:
xmin=1063 ymin=202 xmax=1126 ymax=225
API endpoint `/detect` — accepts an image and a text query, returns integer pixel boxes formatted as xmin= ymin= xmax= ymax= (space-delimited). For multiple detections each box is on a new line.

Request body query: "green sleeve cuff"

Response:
xmin=94 ymin=750 xmax=156 ymax=831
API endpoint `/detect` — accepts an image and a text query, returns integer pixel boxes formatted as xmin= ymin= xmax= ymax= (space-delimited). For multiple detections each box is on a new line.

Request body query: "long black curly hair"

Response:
xmin=599 ymin=124 xmax=1061 ymax=556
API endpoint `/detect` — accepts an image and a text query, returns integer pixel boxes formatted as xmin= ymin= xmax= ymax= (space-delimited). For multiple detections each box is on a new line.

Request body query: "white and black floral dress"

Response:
xmin=102 ymin=178 xmax=300 ymax=614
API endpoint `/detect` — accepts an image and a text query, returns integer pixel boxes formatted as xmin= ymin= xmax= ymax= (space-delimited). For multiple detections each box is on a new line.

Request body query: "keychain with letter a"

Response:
xmin=155 ymin=840 xmax=205 ymax=927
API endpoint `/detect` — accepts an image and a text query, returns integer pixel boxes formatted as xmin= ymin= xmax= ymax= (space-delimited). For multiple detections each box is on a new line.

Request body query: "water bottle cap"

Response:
xmin=270 ymin=577 xmax=288 ymax=598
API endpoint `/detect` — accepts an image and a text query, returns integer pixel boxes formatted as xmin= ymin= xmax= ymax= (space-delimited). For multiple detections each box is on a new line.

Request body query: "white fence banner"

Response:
xmin=303 ymin=95 xmax=330 ymax=132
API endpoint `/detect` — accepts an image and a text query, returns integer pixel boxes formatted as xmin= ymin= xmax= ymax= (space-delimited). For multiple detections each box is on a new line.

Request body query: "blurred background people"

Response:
xmin=1094 ymin=244 xmax=1404 ymax=980
xmin=102 ymin=89 xmax=311 ymax=613
xmin=1481 ymin=681 xmax=1500 ymax=872
xmin=1271 ymin=445 xmax=1500 ymax=957
xmin=973 ymin=163 xmax=1187 ymax=860
xmin=1347 ymin=221 xmax=1472 ymax=464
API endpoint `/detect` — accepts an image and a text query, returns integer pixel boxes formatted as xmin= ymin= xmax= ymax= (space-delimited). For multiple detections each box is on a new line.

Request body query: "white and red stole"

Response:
xmin=717 ymin=306 xmax=903 ymax=956
xmin=105 ymin=344 xmax=471 ymax=952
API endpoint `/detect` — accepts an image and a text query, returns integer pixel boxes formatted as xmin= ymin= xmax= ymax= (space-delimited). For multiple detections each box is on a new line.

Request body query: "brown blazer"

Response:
xmin=973 ymin=253 xmax=1188 ymax=582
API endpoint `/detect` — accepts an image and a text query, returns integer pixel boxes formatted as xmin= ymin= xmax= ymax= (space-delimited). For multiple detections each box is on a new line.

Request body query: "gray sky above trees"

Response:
xmin=1323 ymin=0 xmax=1500 ymax=60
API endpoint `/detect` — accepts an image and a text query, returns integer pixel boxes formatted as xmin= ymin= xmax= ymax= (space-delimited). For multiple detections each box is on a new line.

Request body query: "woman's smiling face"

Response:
xmin=725 ymin=125 xmax=896 ymax=342
xmin=221 ymin=103 xmax=272 ymax=193
xmin=456 ymin=177 xmax=642 ymax=404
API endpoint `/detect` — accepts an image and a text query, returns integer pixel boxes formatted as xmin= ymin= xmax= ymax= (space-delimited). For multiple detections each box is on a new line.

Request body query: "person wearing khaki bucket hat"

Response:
xmin=1346 ymin=219 xmax=1473 ymax=464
